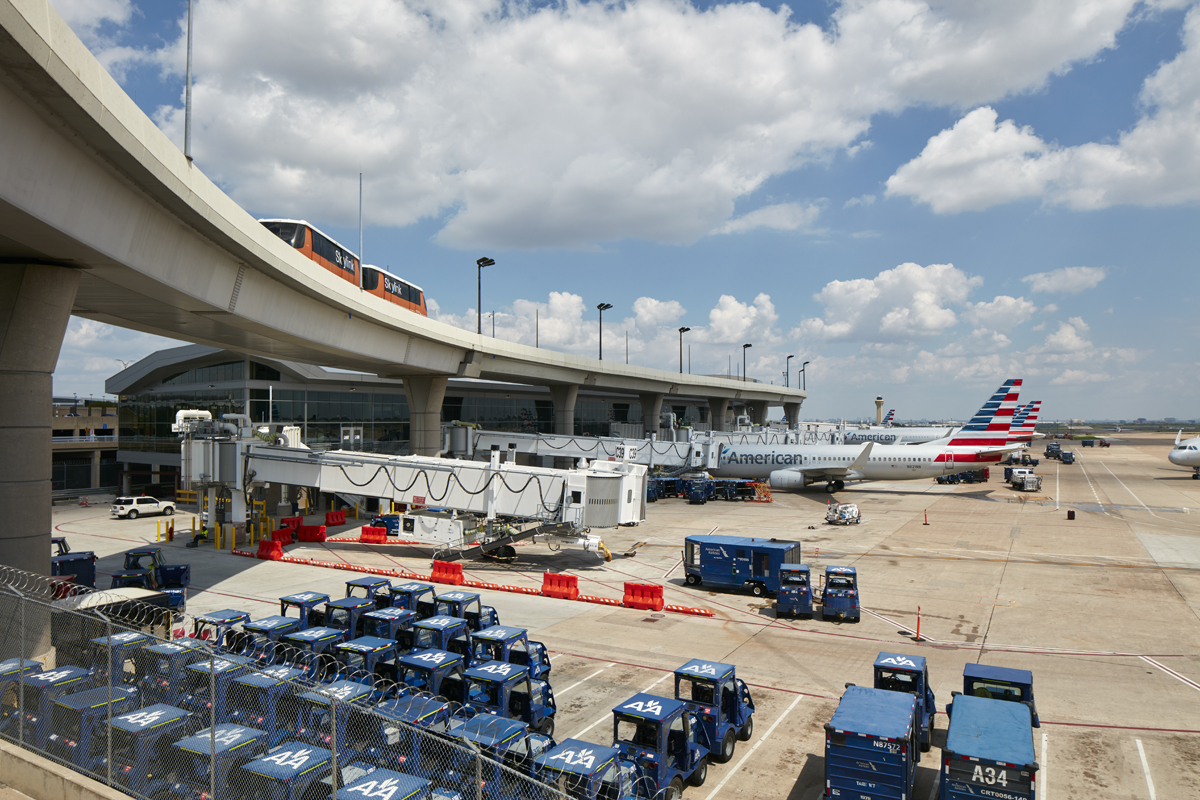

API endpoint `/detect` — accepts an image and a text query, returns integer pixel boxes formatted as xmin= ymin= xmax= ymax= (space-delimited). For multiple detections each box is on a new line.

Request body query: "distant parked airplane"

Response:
xmin=1168 ymin=430 xmax=1200 ymax=479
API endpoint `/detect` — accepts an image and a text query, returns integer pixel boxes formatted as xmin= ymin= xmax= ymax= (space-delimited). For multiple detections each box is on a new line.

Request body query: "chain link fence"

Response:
xmin=0 ymin=565 xmax=617 ymax=800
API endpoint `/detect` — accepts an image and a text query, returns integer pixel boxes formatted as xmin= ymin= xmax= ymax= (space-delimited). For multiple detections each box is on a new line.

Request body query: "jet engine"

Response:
xmin=768 ymin=469 xmax=809 ymax=491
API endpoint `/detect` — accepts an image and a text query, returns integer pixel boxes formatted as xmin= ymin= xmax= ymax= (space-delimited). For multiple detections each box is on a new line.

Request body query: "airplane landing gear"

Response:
xmin=825 ymin=480 xmax=846 ymax=493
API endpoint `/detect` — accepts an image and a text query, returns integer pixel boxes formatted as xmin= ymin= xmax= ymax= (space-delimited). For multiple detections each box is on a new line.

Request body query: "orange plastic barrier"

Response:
xmin=622 ymin=582 xmax=665 ymax=611
xmin=296 ymin=525 xmax=327 ymax=543
xmin=541 ymin=572 xmax=580 ymax=600
xmin=430 ymin=560 xmax=465 ymax=586
xmin=271 ymin=528 xmax=294 ymax=546
xmin=256 ymin=540 xmax=283 ymax=561
xmin=280 ymin=517 xmax=303 ymax=529
xmin=325 ymin=510 xmax=348 ymax=527
xmin=664 ymin=604 xmax=714 ymax=617
xmin=358 ymin=526 xmax=387 ymax=544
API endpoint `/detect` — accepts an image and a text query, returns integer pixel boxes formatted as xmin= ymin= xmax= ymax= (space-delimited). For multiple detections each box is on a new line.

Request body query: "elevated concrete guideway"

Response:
xmin=0 ymin=0 xmax=803 ymax=571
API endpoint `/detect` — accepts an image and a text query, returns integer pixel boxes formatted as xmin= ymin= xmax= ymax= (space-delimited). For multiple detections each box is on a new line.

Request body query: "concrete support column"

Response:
xmin=549 ymin=385 xmax=579 ymax=436
xmin=639 ymin=393 xmax=664 ymax=439
xmin=748 ymin=404 xmax=767 ymax=426
xmin=90 ymin=449 xmax=100 ymax=488
xmin=707 ymin=398 xmax=731 ymax=432
xmin=151 ymin=463 xmax=160 ymax=484
xmin=404 ymin=376 xmax=449 ymax=457
xmin=0 ymin=264 xmax=81 ymax=575
xmin=784 ymin=402 xmax=802 ymax=430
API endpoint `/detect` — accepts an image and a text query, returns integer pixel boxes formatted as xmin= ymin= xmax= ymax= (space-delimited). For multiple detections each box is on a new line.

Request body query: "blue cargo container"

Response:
xmin=683 ymin=535 xmax=802 ymax=597
xmin=825 ymin=685 xmax=920 ymax=800
xmin=941 ymin=695 xmax=1037 ymax=800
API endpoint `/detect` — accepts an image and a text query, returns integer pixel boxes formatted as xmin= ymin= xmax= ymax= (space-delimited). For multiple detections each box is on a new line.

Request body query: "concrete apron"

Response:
xmin=0 ymin=263 xmax=82 ymax=575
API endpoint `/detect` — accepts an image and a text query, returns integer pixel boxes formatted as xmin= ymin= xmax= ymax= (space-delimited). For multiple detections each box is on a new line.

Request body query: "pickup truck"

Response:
xmin=110 ymin=496 xmax=175 ymax=519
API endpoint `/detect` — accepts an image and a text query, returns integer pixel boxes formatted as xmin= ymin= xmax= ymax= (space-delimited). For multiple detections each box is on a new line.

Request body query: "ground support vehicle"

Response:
xmin=825 ymin=685 xmax=920 ymax=800
xmin=446 ymin=715 xmax=556 ymax=789
xmin=135 ymin=639 xmax=207 ymax=705
xmin=344 ymin=576 xmax=391 ymax=605
xmin=45 ymin=685 xmax=139 ymax=768
xmin=180 ymin=656 xmax=252 ymax=719
xmin=169 ymin=724 xmax=269 ymax=800
xmin=88 ymin=630 xmax=152 ymax=685
xmin=280 ymin=592 xmax=331 ymax=630
xmin=335 ymin=767 xmax=437 ymax=800
xmin=394 ymin=650 xmax=466 ymax=701
xmin=535 ymin=738 xmax=653 ymax=800
xmin=51 ymin=550 xmax=98 ymax=588
xmin=941 ymin=695 xmax=1037 ymax=800
xmin=672 ymin=659 xmax=754 ymax=764
xmin=281 ymin=627 xmax=351 ymax=680
xmin=429 ymin=591 xmax=500 ymax=631
xmin=333 ymin=636 xmax=400 ymax=685
xmin=190 ymin=609 xmax=252 ymax=651
xmin=1060 ymin=451 xmax=1075 ymax=465
xmin=383 ymin=582 xmax=436 ymax=613
xmin=360 ymin=607 xmax=419 ymax=649
xmin=241 ymin=616 xmax=304 ymax=664
xmin=100 ymin=703 xmax=192 ymax=796
xmin=1099 ymin=439 xmax=1110 ymax=448
xmin=868 ymin=653 xmax=937 ymax=751
xmin=1044 ymin=444 xmax=1061 ymax=460
xmin=826 ymin=501 xmax=861 ymax=525
xmin=121 ymin=547 xmax=191 ymax=609
xmin=469 ymin=626 xmax=551 ymax=681
xmin=1011 ymin=473 xmax=1043 ymax=492
xmin=775 ymin=564 xmax=812 ymax=618
xmin=820 ymin=566 xmax=860 ymax=622
xmin=612 ymin=693 xmax=709 ymax=799
xmin=240 ymin=740 xmax=335 ymax=800
xmin=369 ymin=696 xmax=462 ymax=783
xmin=8 ymin=665 xmax=93 ymax=745
xmin=412 ymin=617 xmax=473 ymax=661
xmin=51 ymin=588 xmax=174 ymax=666
xmin=682 ymin=535 xmax=802 ymax=597
xmin=111 ymin=495 xmax=176 ymax=519
xmin=323 ymin=597 xmax=376 ymax=638
xmin=1082 ymin=439 xmax=1095 ymax=447
xmin=462 ymin=661 xmax=556 ymax=736
xmin=0 ymin=657 xmax=42 ymax=727
xmin=295 ymin=680 xmax=375 ymax=751
xmin=227 ymin=665 xmax=307 ymax=745
xmin=947 ymin=663 xmax=1039 ymax=726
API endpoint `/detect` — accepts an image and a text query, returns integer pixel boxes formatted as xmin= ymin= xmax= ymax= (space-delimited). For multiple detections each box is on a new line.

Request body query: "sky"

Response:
xmin=50 ymin=0 xmax=1200 ymax=421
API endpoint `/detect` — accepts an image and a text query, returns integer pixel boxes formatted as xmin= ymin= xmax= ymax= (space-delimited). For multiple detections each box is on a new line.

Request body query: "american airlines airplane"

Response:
xmin=844 ymin=400 xmax=1042 ymax=446
xmin=1168 ymin=430 xmax=1200 ymax=479
xmin=713 ymin=380 xmax=1026 ymax=493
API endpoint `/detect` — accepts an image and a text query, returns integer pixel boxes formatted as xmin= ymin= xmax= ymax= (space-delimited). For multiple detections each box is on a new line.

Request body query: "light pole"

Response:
xmin=597 ymin=303 xmax=612 ymax=359
xmin=476 ymin=257 xmax=494 ymax=334
xmin=678 ymin=327 xmax=691 ymax=373
xmin=801 ymin=360 xmax=810 ymax=391
xmin=742 ymin=343 xmax=752 ymax=382
xmin=785 ymin=354 xmax=794 ymax=387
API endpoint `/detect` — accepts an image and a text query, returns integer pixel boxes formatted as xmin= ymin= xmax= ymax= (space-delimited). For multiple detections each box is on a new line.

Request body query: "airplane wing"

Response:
xmin=801 ymin=442 xmax=874 ymax=479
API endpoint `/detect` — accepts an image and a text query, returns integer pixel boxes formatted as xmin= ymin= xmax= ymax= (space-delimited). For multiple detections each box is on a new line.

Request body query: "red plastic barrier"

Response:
xmin=280 ymin=517 xmax=303 ymax=530
xmin=271 ymin=528 xmax=294 ymax=546
xmin=325 ymin=510 xmax=348 ymax=527
xmin=622 ymin=582 xmax=665 ymax=611
xmin=541 ymin=572 xmax=580 ymax=600
xmin=296 ymin=525 xmax=327 ymax=543
xmin=430 ymin=560 xmax=465 ymax=586
xmin=256 ymin=540 xmax=283 ymax=561
xmin=358 ymin=526 xmax=387 ymax=544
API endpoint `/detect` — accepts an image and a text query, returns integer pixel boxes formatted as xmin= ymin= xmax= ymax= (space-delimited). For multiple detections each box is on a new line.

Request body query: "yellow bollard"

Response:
xmin=156 ymin=520 xmax=161 ymax=542
xmin=192 ymin=517 xmax=196 ymax=534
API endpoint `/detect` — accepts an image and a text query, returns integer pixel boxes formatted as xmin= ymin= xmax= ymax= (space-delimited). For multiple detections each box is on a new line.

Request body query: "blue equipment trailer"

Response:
xmin=672 ymin=659 xmax=754 ymax=764
xmin=51 ymin=551 xmax=98 ymax=589
xmin=279 ymin=592 xmax=330 ymax=630
xmin=775 ymin=564 xmax=813 ymax=617
xmin=820 ymin=566 xmax=860 ymax=622
xmin=169 ymin=724 xmax=269 ymax=800
xmin=682 ymin=535 xmax=803 ymax=597
xmin=941 ymin=695 xmax=1038 ymax=800
xmin=470 ymin=625 xmax=552 ymax=681
xmin=612 ymin=693 xmax=709 ymax=798
xmin=826 ymin=685 xmax=920 ymax=800
xmin=870 ymin=652 xmax=937 ymax=751
xmin=948 ymin=663 xmax=1039 ymax=726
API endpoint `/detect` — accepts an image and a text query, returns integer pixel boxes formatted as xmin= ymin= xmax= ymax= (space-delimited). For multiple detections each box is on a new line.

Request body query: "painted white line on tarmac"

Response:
xmin=1100 ymin=462 xmax=1167 ymax=521
xmin=926 ymin=770 xmax=940 ymax=800
xmin=702 ymin=694 xmax=804 ymax=800
xmin=1135 ymin=739 xmax=1156 ymax=800
xmin=568 ymin=673 xmax=670 ymax=740
xmin=1040 ymin=732 xmax=1048 ymax=800
xmin=1055 ymin=463 xmax=1059 ymax=511
xmin=555 ymin=664 xmax=614 ymax=698
xmin=1076 ymin=460 xmax=1110 ymax=516
xmin=662 ymin=558 xmax=683 ymax=579
xmin=1140 ymin=656 xmax=1200 ymax=693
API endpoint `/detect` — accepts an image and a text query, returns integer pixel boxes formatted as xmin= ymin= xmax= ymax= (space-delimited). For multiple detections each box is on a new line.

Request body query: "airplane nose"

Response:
xmin=1168 ymin=451 xmax=1182 ymax=465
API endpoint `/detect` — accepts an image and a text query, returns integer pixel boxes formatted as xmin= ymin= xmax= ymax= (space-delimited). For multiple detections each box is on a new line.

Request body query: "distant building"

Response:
xmin=1164 ymin=417 xmax=1177 ymax=423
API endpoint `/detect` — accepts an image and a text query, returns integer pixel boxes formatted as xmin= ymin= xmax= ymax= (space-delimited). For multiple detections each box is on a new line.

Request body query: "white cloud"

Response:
xmin=712 ymin=203 xmax=820 ymax=235
xmin=887 ymin=4 xmax=1200 ymax=213
xmin=1051 ymin=369 xmax=1110 ymax=385
xmin=706 ymin=294 xmax=779 ymax=344
xmin=843 ymin=194 xmax=875 ymax=209
xmin=632 ymin=297 xmax=686 ymax=331
xmin=964 ymin=295 xmax=1038 ymax=330
xmin=54 ymin=317 xmax=187 ymax=398
xmin=71 ymin=0 xmax=1152 ymax=249
xmin=1021 ymin=267 xmax=1108 ymax=294
xmin=795 ymin=262 xmax=982 ymax=343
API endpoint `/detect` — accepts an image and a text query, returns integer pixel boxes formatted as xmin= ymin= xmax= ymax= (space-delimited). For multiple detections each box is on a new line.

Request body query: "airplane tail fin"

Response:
xmin=1007 ymin=400 xmax=1041 ymax=443
xmin=945 ymin=379 xmax=1022 ymax=449
xmin=883 ymin=409 xmax=895 ymax=425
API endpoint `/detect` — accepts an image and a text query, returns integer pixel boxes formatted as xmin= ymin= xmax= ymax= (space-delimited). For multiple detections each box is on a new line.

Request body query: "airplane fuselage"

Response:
xmin=842 ymin=427 xmax=956 ymax=445
xmin=1168 ymin=436 xmax=1200 ymax=476
xmin=714 ymin=441 xmax=993 ymax=484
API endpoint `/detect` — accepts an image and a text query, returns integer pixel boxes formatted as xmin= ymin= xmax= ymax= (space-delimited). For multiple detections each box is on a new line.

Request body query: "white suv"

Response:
xmin=111 ymin=496 xmax=175 ymax=519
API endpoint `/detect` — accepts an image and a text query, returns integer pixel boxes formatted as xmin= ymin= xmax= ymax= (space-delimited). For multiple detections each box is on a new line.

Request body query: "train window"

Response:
xmin=412 ymin=288 xmax=423 ymax=308
xmin=312 ymin=231 xmax=356 ymax=274
xmin=362 ymin=268 xmax=379 ymax=291
xmin=261 ymin=221 xmax=305 ymax=248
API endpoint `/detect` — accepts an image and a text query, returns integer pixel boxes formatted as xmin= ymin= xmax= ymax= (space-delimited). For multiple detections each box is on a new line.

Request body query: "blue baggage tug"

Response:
xmin=535 ymin=739 xmax=652 ymax=800
xmin=190 ymin=609 xmax=252 ymax=651
xmin=281 ymin=627 xmax=350 ymax=679
xmin=102 ymin=704 xmax=192 ymax=796
xmin=360 ymin=607 xmax=419 ymax=648
xmin=411 ymin=617 xmax=473 ymax=661
xmin=344 ymin=576 xmax=391 ymax=605
xmin=941 ymin=695 xmax=1038 ymax=800
xmin=12 ymin=666 xmax=93 ymax=746
xmin=431 ymin=591 xmax=500 ymax=631
xmin=469 ymin=626 xmax=552 ymax=681
xmin=682 ymin=535 xmax=802 ymax=597
xmin=871 ymin=653 xmax=937 ymax=751
xmin=445 ymin=715 xmax=556 ymax=787
xmin=279 ymin=592 xmax=331 ymax=630
xmin=0 ymin=657 xmax=42 ymax=730
xmin=332 ymin=637 xmax=401 ymax=686
xmin=394 ymin=650 xmax=466 ymax=700
xmin=295 ymin=680 xmax=376 ymax=751
xmin=611 ymin=693 xmax=710 ymax=799
xmin=322 ymin=597 xmax=376 ymax=638
xmin=180 ymin=656 xmax=251 ymax=718
xmin=820 ymin=566 xmax=860 ymax=621
xmin=384 ymin=582 xmax=436 ymax=613
xmin=775 ymin=564 xmax=813 ymax=617
xmin=461 ymin=661 xmax=556 ymax=736
xmin=45 ymin=685 xmax=139 ymax=768
xmin=227 ymin=665 xmax=307 ymax=746
xmin=948 ymin=663 xmax=1040 ymax=727
xmin=88 ymin=630 xmax=152 ymax=685
xmin=241 ymin=616 xmax=304 ymax=664
xmin=135 ymin=639 xmax=207 ymax=705
xmin=825 ymin=685 xmax=920 ymax=800
xmin=672 ymin=659 xmax=755 ymax=764
xmin=239 ymin=740 xmax=334 ymax=800
xmin=336 ymin=767 xmax=433 ymax=800
xmin=169 ymin=724 xmax=269 ymax=800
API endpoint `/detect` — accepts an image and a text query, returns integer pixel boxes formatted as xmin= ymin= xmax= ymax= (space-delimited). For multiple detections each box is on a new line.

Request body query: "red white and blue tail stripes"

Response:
xmin=1008 ymin=400 xmax=1041 ymax=443
xmin=883 ymin=409 xmax=895 ymax=425
xmin=937 ymin=379 xmax=1022 ymax=463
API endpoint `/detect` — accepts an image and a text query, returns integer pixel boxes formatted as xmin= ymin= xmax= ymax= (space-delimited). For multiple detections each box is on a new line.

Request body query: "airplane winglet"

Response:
xmin=1177 ymin=430 xmax=1183 ymax=445
xmin=849 ymin=441 xmax=874 ymax=470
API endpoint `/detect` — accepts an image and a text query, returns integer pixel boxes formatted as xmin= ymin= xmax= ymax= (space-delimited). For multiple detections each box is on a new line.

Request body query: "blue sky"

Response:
xmin=52 ymin=1 xmax=1200 ymax=421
